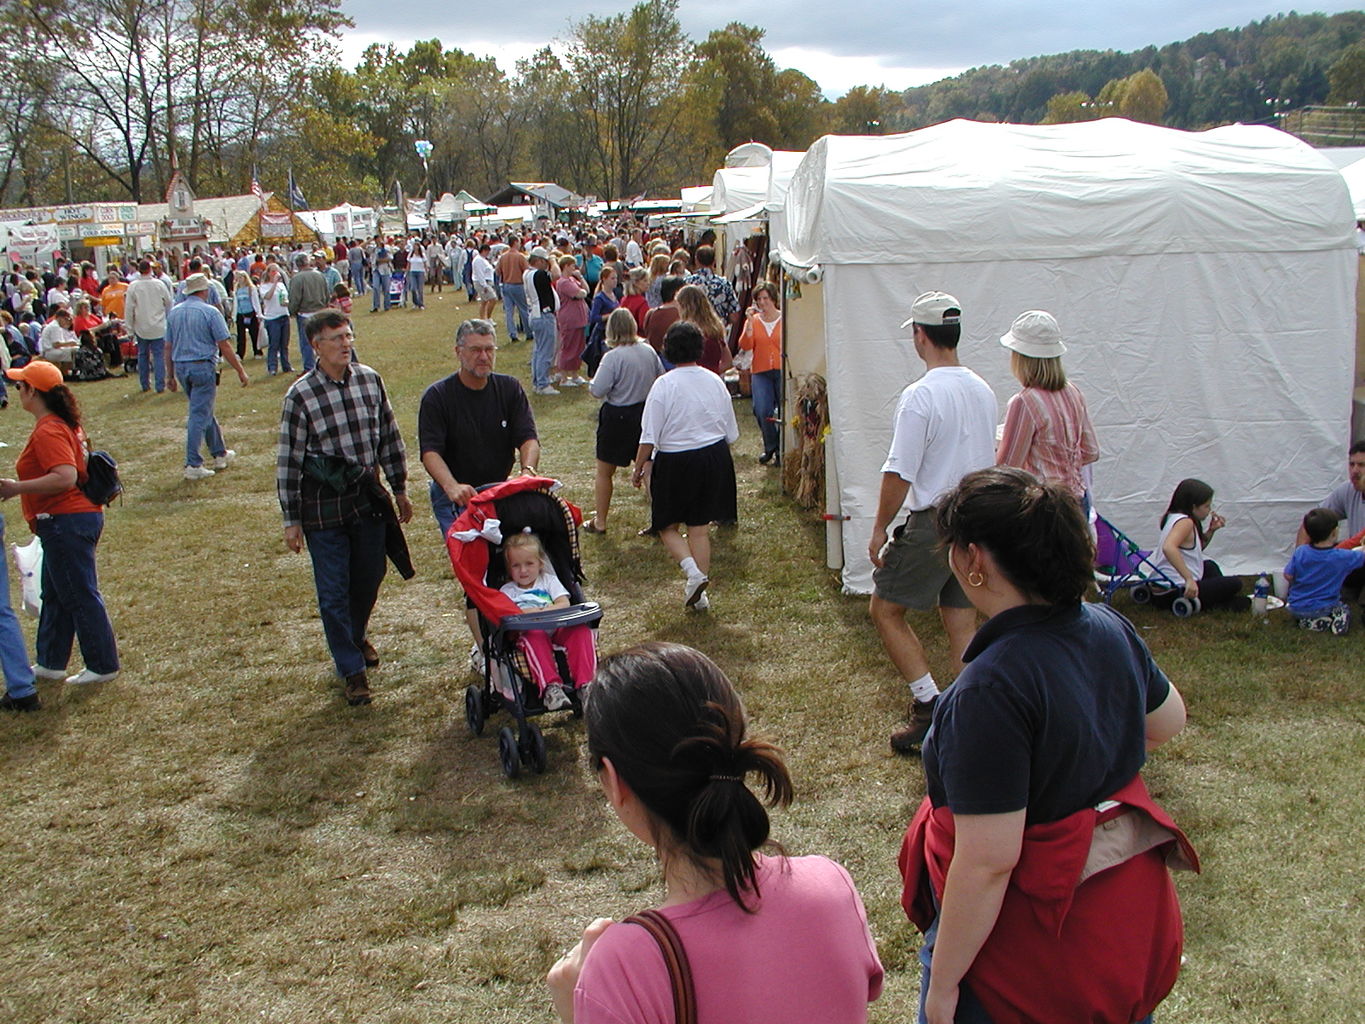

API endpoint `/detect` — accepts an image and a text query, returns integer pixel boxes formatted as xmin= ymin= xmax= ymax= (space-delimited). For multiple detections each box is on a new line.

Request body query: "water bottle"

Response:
xmin=1252 ymin=573 xmax=1270 ymax=617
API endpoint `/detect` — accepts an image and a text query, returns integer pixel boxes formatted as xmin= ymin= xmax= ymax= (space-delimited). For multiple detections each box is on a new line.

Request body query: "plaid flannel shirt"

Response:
xmin=277 ymin=363 xmax=407 ymax=530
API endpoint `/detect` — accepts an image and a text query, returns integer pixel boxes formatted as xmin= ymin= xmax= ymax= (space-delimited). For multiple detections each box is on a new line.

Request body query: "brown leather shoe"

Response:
xmin=889 ymin=695 xmax=938 ymax=756
xmin=360 ymin=639 xmax=380 ymax=668
xmin=344 ymin=671 xmax=372 ymax=706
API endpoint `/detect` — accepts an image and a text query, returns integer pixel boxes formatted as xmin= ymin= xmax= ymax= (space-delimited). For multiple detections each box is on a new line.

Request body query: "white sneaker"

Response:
xmin=184 ymin=464 xmax=215 ymax=480
xmin=469 ymin=643 xmax=486 ymax=677
xmin=559 ymin=377 xmax=581 ymax=387
xmin=543 ymin=683 xmax=571 ymax=711
xmin=66 ymin=669 xmax=119 ymax=685
xmin=212 ymin=449 xmax=237 ymax=470
xmin=533 ymin=385 xmax=560 ymax=396
xmin=693 ymin=593 xmax=710 ymax=612
xmin=31 ymin=664 xmax=66 ymax=682
xmin=684 ymin=574 xmax=709 ymax=608
xmin=569 ymin=375 xmax=589 ymax=386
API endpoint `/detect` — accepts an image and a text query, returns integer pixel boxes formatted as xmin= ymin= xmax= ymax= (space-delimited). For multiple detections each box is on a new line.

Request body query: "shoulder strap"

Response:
xmin=624 ymin=910 xmax=697 ymax=1024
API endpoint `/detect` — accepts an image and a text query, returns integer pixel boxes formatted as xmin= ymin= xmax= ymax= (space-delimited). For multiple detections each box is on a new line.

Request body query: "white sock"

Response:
xmin=679 ymin=557 xmax=703 ymax=579
xmin=908 ymin=672 xmax=940 ymax=704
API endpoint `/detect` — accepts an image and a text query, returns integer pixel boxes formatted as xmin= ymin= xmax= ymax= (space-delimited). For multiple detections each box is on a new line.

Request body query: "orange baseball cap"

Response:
xmin=5 ymin=360 xmax=65 ymax=391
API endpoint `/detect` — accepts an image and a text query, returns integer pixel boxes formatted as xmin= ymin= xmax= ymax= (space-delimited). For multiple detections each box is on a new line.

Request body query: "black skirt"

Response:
xmin=650 ymin=440 xmax=738 ymax=530
xmin=596 ymin=401 xmax=646 ymax=467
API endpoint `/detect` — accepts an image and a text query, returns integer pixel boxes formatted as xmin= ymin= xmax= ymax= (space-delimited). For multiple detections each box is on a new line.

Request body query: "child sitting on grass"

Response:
xmin=498 ymin=531 xmax=596 ymax=710
xmin=1284 ymin=508 xmax=1365 ymax=634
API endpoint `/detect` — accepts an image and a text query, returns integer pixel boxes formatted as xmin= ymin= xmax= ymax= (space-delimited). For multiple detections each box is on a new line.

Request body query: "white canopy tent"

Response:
xmin=781 ymin=118 xmax=1357 ymax=593
xmin=1340 ymin=156 xmax=1365 ymax=220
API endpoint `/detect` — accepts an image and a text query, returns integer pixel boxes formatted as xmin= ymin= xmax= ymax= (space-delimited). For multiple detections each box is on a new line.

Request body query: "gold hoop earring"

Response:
xmin=967 ymin=571 xmax=985 ymax=588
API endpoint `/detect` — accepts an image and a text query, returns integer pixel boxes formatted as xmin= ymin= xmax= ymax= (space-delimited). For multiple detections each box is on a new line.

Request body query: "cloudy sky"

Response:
xmin=337 ymin=2 xmax=1364 ymax=96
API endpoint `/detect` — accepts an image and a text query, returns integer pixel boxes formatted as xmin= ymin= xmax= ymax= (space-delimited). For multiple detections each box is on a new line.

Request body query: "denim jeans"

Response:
xmin=136 ymin=335 xmax=166 ymax=392
xmin=371 ymin=269 xmax=392 ymax=310
xmin=294 ymin=313 xmax=316 ymax=371
xmin=429 ymin=480 xmax=460 ymax=540
xmin=304 ymin=516 xmax=387 ymax=677
xmin=529 ymin=315 xmax=556 ymax=389
xmin=349 ymin=263 xmax=366 ymax=295
xmin=175 ymin=360 xmax=226 ymax=468
xmin=500 ymin=282 xmax=530 ymax=339
xmin=264 ymin=315 xmax=292 ymax=374
xmin=0 ymin=513 xmax=36 ymax=698
xmin=408 ymin=270 xmax=425 ymax=308
xmin=32 ymin=512 xmax=118 ymax=675
xmin=750 ymin=369 xmax=782 ymax=457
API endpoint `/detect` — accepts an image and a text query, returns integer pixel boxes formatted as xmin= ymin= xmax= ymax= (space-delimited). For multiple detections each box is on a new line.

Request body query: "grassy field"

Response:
xmin=0 ymin=290 xmax=1361 ymax=1023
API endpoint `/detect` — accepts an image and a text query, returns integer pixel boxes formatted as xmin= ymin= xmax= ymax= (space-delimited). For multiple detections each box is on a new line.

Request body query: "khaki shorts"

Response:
xmin=474 ymin=283 xmax=497 ymax=301
xmin=872 ymin=509 xmax=970 ymax=610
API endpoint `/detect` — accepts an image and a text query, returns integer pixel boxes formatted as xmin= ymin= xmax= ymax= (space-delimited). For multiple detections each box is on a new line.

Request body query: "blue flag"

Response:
xmin=287 ymin=169 xmax=308 ymax=210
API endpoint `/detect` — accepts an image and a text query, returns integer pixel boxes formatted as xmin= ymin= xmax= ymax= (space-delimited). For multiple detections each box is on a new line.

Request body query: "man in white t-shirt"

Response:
xmin=867 ymin=291 xmax=997 ymax=755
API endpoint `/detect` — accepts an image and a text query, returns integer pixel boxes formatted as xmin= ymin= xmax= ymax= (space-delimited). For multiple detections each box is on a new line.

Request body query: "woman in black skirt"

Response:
xmin=632 ymin=321 xmax=739 ymax=611
xmin=585 ymin=308 xmax=664 ymax=534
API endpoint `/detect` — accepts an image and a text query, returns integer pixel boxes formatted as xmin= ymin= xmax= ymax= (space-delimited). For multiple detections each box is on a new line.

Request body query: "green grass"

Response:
xmin=0 ymin=290 xmax=1361 ymax=1022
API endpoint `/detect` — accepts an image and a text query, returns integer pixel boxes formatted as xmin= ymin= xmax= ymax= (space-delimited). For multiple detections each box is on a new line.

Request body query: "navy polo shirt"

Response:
xmin=923 ymin=602 xmax=1171 ymax=825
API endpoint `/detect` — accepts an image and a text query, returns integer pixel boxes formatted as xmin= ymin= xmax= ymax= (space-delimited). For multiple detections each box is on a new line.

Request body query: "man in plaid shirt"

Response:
xmin=278 ymin=309 xmax=413 ymax=706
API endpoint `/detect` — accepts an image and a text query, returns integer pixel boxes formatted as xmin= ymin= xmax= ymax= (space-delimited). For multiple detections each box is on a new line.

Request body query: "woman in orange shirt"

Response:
xmin=739 ymin=282 xmax=783 ymax=465
xmin=0 ymin=361 xmax=119 ymax=685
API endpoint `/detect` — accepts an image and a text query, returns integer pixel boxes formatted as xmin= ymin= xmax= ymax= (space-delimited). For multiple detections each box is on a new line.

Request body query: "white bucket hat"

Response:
xmin=1000 ymin=310 xmax=1066 ymax=358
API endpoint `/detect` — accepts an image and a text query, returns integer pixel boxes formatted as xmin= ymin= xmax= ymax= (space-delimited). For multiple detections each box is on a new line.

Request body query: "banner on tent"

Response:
xmin=260 ymin=211 xmax=293 ymax=237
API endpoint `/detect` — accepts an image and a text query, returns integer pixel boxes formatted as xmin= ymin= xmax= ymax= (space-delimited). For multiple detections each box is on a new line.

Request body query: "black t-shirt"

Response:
xmin=923 ymin=602 xmax=1171 ymax=825
xmin=417 ymin=372 xmax=537 ymax=488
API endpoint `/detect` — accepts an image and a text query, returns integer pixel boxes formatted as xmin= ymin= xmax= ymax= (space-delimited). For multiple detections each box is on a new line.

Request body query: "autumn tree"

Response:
xmin=1328 ymin=43 xmax=1365 ymax=105
xmin=1119 ymin=68 xmax=1169 ymax=123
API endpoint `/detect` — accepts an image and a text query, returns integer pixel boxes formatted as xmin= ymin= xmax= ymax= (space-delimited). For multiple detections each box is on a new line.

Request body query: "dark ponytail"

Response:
xmin=38 ymin=384 xmax=83 ymax=435
xmin=586 ymin=642 xmax=793 ymax=910
xmin=936 ymin=466 xmax=1094 ymax=605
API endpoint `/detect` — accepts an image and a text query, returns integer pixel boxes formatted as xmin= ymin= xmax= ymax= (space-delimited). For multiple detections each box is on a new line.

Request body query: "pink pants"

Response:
xmin=515 ymin=626 xmax=596 ymax=694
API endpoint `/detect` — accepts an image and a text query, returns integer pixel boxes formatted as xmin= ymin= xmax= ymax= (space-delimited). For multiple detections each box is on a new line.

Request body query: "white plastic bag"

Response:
xmin=11 ymin=535 xmax=42 ymax=618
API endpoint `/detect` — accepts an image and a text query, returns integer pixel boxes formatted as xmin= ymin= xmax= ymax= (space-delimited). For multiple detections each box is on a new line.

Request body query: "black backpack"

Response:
xmin=80 ymin=449 xmax=123 ymax=506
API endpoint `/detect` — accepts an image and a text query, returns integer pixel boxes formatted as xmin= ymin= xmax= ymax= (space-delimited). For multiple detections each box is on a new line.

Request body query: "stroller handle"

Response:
xmin=499 ymin=603 xmax=603 ymax=633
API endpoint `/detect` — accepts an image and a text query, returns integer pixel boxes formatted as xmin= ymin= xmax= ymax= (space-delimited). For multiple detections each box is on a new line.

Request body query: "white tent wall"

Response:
xmin=823 ymin=252 xmax=1355 ymax=593
xmin=782 ymin=119 xmax=1357 ymax=594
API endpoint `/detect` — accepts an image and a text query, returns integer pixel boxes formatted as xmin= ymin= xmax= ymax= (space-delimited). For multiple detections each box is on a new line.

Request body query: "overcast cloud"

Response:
xmin=336 ymin=2 xmax=1364 ymax=96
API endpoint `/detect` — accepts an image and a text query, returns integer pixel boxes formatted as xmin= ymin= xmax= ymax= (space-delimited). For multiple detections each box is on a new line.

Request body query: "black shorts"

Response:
xmin=596 ymin=402 xmax=645 ymax=467
xmin=650 ymin=440 xmax=738 ymax=531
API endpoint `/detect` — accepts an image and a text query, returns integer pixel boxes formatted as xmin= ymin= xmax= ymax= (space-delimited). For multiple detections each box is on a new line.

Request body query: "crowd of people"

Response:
xmin=2 ymin=218 xmax=1363 ymax=1024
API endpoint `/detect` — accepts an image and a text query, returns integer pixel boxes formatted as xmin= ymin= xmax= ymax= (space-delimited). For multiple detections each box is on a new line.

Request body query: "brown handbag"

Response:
xmin=624 ymin=909 xmax=697 ymax=1024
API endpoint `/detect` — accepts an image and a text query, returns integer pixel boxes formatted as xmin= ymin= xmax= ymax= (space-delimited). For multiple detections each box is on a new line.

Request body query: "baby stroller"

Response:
xmin=446 ymin=476 xmax=602 ymax=778
xmin=1093 ymin=513 xmax=1200 ymax=617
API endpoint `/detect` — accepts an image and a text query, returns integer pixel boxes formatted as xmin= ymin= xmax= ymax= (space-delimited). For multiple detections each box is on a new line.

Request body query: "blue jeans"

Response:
xmin=294 ymin=314 xmax=316 ymax=371
xmin=264 ymin=315 xmax=292 ymax=373
xmin=176 ymin=361 xmax=226 ymax=468
xmin=304 ymin=516 xmax=387 ymax=677
xmin=751 ymin=369 xmax=782 ymax=457
xmin=408 ymin=270 xmax=425 ymax=308
xmin=500 ymin=282 xmax=530 ymax=339
xmin=136 ymin=335 xmax=166 ymax=392
xmin=350 ymin=263 xmax=366 ymax=295
xmin=917 ymin=916 xmax=1154 ymax=1024
xmin=0 ymin=514 xmax=36 ymax=698
xmin=371 ymin=269 xmax=392 ymax=310
xmin=529 ymin=315 xmax=556 ymax=389
xmin=429 ymin=480 xmax=460 ymax=540
xmin=32 ymin=512 xmax=118 ymax=675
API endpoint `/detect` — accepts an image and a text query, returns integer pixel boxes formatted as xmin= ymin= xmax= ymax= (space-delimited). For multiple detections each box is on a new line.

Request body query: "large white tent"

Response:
xmin=780 ymin=118 xmax=1357 ymax=594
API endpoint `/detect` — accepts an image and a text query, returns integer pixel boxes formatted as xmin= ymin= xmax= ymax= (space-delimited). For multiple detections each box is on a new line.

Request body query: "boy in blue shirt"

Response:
xmin=1284 ymin=508 xmax=1365 ymax=634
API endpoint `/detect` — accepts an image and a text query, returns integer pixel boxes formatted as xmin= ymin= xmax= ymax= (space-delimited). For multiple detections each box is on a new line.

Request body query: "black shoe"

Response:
xmin=758 ymin=450 xmax=773 ymax=465
xmin=890 ymin=696 xmax=938 ymax=755
xmin=1 ymin=691 xmax=41 ymax=712
xmin=344 ymin=671 xmax=372 ymax=706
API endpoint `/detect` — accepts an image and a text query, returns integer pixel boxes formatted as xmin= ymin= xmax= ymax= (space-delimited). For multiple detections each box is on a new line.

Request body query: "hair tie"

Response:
xmin=708 ymin=774 xmax=743 ymax=783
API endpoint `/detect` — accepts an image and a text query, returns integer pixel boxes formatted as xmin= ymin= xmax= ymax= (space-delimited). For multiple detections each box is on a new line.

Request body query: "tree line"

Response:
xmin=4 ymin=3 xmax=1365 ymax=212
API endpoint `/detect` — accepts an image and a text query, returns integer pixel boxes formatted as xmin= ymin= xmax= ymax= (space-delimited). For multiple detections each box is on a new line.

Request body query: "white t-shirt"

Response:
xmin=881 ymin=365 xmax=997 ymax=510
xmin=472 ymin=255 xmax=495 ymax=287
xmin=499 ymin=568 xmax=569 ymax=610
xmin=639 ymin=365 xmax=740 ymax=453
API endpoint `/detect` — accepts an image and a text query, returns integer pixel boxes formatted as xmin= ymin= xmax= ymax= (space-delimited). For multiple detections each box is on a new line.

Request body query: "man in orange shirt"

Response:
xmin=495 ymin=235 xmax=531 ymax=342
xmin=98 ymin=269 xmax=127 ymax=320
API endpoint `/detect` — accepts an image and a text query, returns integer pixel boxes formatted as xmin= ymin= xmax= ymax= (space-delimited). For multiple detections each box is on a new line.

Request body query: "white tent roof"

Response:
xmin=726 ymin=142 xmax=774 ymax=168
xmin=1340 ymin=156 xmax=1365 ymax=220
xmin=765 ymin=151 xmax=805 ymax=208
xmin=785 ymin=118 xmax=1353 ymax=266
xmin=680 ymin=185 xmax=713 ymax=212
xmin=711 ymin=166 xmax=768 ymax=216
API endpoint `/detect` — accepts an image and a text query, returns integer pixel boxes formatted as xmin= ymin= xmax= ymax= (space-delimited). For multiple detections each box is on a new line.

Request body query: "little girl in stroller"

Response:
xmin=499 ymin=531 xmax=597 ymax=711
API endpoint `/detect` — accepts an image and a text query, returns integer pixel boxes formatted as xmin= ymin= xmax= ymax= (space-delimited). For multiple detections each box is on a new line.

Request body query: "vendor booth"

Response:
xmin=780 ymin=118 xmax=1357 ymax=592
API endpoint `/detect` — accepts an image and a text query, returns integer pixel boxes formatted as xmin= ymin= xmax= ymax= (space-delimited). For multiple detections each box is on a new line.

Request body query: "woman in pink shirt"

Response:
xmin=547 ymin=642 xmax=883 ymax=1024
xmin=995 ymin=310 xmax=1098 ymax=510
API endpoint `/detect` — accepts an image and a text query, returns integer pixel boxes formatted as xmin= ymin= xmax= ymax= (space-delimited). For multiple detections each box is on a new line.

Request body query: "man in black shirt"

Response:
xmin=418 ymin=318 xmax=539 ymax=538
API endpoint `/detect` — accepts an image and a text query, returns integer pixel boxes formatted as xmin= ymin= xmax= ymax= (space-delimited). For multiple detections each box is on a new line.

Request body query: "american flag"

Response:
xmin=250 ymin=174 xmax=265 ymax=208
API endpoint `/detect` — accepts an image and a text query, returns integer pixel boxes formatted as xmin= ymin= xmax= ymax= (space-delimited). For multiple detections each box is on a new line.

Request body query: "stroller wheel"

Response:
xmin=1171 ymin=596 xmax=1198 ymax=618
xmin=1131 ymin=585 xmax=1152 ymax=605
xmin=525 ymin=723 xmax=547 ymax=774
xmin=498 ymin=726 xmax=520 ymax=779
xmin=464 ymin=684 xmax=485 ymax=737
